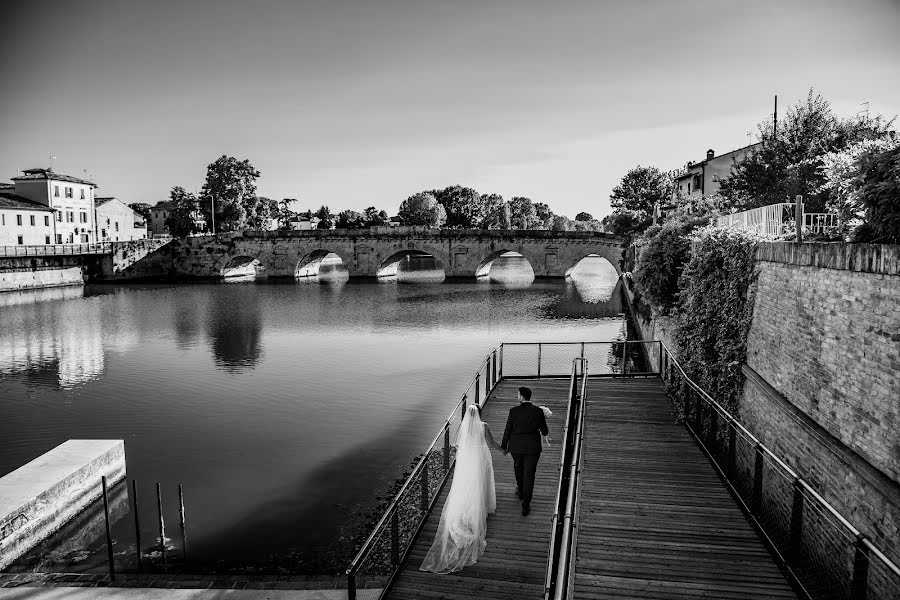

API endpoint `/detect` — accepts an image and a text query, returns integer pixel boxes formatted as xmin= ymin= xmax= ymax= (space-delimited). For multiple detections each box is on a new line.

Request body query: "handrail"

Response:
xmin=657 ymin=340 xmax=900 ymax=588
xmin=543 ymin=358 xmax=589 ymax=600
xmin=0 ymin=242 xmax=113 ymax=257
xmin=543 ymin=360 xmax=582 ymax=598
xmin=346 ymin=344 xmax=502 ymax=597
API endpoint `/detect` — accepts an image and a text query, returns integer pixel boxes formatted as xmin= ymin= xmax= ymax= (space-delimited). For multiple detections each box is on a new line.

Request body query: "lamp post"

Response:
xmin=203 ymin=194 xmax=215 ymax=235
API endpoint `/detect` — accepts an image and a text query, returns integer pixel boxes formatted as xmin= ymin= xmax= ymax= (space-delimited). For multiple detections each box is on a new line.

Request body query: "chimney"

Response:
xmin=706 ymin=149 xmax=715 ymax=161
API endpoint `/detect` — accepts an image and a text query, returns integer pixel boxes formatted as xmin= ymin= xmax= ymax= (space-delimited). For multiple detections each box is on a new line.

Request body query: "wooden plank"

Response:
xmin=571 ymin=378 xmax=796 ymax=600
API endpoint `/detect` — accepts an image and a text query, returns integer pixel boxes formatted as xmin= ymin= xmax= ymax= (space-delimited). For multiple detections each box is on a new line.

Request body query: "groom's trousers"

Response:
xmin=512 ymin=453 xmax=540 ymax=505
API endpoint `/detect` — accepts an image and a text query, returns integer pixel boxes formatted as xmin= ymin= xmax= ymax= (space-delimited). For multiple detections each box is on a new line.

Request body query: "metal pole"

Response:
xmin=475 ymin=373 xmax=480 ymax=407
xmin=486 ymin=361 xmax=492 ymax=396
xmin=795 ymin=195 xmax=804 ymax=243
xmin=537 ymin=343 xmax=542 ymax=379
xmin=789 ymin=478 xmax=804 ymax=565
xmin=851 ymin=533 xmax=870 ymax=600
xmin=461 ymin=396 xmax=467 ymax=422
xmin=347 ymin=572 xmax=357 ymax=600
xmin=752 ymin=445 xmax=764 ymax=517
xmin=156 ymin=482 xmax=167 ymax=571
xmin=420 ymin=459 xmax=429 ymax=513
xmin=131 ymin=480 xmax=143 ymax=573
xmin=391 ymin=510 xmax=400 ymax=567
xmin=443 ymin=423 xmax=450 ymax=473
xmin=581 ymin=342 xmax=585 ymax=359
xmin=178 ymin=484 xmax=188 ymax=567
xmin=499 ymin=344 xmax=503 ymax=379
xmin=622 ymin=341 xmax=628 ymax=376
xmin=102 ymin=476 xmax=116 ymax=581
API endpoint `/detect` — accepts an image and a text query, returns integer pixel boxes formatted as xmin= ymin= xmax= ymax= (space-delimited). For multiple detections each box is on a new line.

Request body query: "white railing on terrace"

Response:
xmin=715 ymin=204 xmax=840 ymax=236
xmin=0 ymin=242 xmax=113 ymax=257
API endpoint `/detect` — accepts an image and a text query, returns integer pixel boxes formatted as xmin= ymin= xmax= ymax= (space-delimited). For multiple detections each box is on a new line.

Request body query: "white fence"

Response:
xmin=715 ymin=204 xmax=839 ymax=236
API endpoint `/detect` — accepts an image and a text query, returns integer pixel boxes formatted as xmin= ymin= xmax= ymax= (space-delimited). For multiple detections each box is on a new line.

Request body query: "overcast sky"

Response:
xmin=2 ymin=0 xmax=899 ymax=218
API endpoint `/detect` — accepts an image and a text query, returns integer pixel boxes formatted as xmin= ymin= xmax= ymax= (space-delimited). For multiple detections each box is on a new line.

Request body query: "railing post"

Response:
xmin=499 ymin=344 xmax=503 ymax=379
xmin=752 ymin=444 xmax=764 ymax=517
xmin=391 ymin=510 xmax=400 ymax=567
xmin=580 ymin=342 xmax=585 ymax=359
xmin=788 ymin=478 xmax=804 ymax=565
xmin=622 ymin=341 xmax=628 ymax=376
xmin=696 ymin=393 xmax=705 ymax=437
xmin=851 ymin=533 xmax=870 ymax=600
xmin=537 ymin=343 xmax=542 ymax=379
xmin=347 ymin=571 xmax=357 ymax=600
xmin=709 ymin=410 xmax=719 ymax=455
xmin=102 ymin=476 xmax=116 ymax=581
xmin=461 ymin=396 xmax=467 ymax=422
xmin=486 ymin=361 xmax=492 ymax=395
xmin=443 ymin=422 xmax=450 ymax=473
xmin=492 ymin=351 xmax=498 ymax=385
xmin=726 ymin=421 xmax=737 ymax=480
xmin=131 ymin=479 xmax=142 ymax=573
xmin=420 ymin=457 xmax=429 ymax=513
xmin=475 ymin=373 xmax=481 ymax=407
xmin=657 ymin=342 xmax=662 ymax=376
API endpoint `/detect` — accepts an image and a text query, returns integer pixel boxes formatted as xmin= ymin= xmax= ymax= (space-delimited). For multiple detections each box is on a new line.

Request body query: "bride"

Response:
xmin=420 ymin=404 xmax=502 ymax=574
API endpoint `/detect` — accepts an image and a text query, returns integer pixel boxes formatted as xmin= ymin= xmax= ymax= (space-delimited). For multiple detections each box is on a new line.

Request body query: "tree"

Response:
xmin=245 ymin=196 xmax=278 ymax=230
xmin=551 ymin=214 xmax=574 ymax=231
xmin=508 ymin=197 xmax=538 ymax=229
xmin=533 ymin=202 xmax=554 ymax=229
xmin=129 ymin=202 xmax=152 ymax=219
xmin=854 ymin=144 xmax=900 ymax=243
xmin=601 ymin=210 xmax=650 ymax=237
xmin=363 ymin=206 xmax=389 ymax=227
xmin=336 ymin=209 xmax=366 ymax=229
xmin=398 ymin=192 xmax=447 ymax=227
xmin=478 ymin=193 xmax=508 ymax=229
xmin=201 ymin=155 xmax=261 ymax=231
xmin=431 ymin=185 xmax=484 ymax=228
xmin=315 ymin=205 xmax=334 ymax=229
xmin=276 ymin=199 xmax=298 ymax=230
xmin=575 ymin=212 xmax=593 ymax=222
xmin=608 ymin=166 xmax=673 ymax=234
xmin=165 ymin=186 xmax=200 ymax=238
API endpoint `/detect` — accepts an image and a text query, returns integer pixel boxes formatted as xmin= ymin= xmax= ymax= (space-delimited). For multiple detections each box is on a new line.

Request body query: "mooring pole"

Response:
xmin=131 ymin=479 xmax=143 ymax=573
xmin=178 ymin=484 xmax=188 ymax=567
xmin=156 ymin=482 xmax=167 ymax=571
xmin=102 ymin=476 xmax=116 ymax=581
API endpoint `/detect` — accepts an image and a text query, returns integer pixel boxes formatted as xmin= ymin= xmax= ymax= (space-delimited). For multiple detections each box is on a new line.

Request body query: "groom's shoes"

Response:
xmin=515 ymin=487 xmax=523 ymax=500
xmin=521 ymin=502 xmax=530 ymax=516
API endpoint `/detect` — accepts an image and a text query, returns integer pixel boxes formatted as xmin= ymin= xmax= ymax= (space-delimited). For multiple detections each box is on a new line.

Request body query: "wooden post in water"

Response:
xmin=102 ymin=476 xmax=116 ymax=581
xmin=156 ymin=482 xmax=167 ymax=571
xmin=131 ymin=479 xmax=143 ymax=573
xmin=178 ymin=484 xmax=188 ymax=567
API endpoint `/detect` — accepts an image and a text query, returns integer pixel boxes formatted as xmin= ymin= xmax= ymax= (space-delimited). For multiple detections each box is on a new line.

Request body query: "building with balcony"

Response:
xmin=95 ymin=197 xmax=147 ymax=242
xmin=9 ymin=168 xmax=98 ymax=244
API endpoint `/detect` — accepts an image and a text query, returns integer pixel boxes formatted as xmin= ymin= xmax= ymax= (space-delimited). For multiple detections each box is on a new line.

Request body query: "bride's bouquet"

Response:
xmin=539 ymin=405 xmax=552 ymax=447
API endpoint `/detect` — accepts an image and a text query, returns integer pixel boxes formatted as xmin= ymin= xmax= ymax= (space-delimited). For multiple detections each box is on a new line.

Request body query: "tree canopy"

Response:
xmin=200 ymin=155 xmax=261 ymax=231
xmin=398 ymin=192 xmax=447 ymax=227
xmin=165 ymin=187 xmax=200 ymax=238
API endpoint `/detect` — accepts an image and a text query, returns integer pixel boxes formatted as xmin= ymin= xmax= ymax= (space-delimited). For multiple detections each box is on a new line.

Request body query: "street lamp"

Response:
xmin=202 ymin=194 xmax=215 ymax=235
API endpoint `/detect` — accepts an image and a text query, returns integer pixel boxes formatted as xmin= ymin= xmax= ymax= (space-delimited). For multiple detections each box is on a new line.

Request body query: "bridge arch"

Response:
xmin=295 ymin=250 xmax=348 ymax=280
xmin=475 ymin=249 xmax=535 ymax=283
xmin=217 ymin=255 xmax=266 ymax=279
xmin=377 ymin=249 xmax=446 ymax=282
xmin=564 ymin=254 xmax=621 ymax=303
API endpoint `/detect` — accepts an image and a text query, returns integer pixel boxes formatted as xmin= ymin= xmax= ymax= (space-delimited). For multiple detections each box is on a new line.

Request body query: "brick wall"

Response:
xmin=742 ymin=242 xmax=900 ymax=562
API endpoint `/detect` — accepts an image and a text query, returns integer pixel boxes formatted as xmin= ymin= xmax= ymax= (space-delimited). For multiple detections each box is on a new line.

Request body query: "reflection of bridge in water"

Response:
xmin=347 ymin=342 xmax=900 ymax=600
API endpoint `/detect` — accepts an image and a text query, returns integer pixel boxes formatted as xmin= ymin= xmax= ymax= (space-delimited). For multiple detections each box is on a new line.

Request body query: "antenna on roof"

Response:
xmin=48 ymin=154 xmax=56 ymax=171
xmin=747 ymin=130 xmax=753 ymax=145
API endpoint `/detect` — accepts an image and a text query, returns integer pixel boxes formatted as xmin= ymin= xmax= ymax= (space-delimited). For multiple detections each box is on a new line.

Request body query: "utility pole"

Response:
xmin=773 ymin=95 xmax=778 ymax=140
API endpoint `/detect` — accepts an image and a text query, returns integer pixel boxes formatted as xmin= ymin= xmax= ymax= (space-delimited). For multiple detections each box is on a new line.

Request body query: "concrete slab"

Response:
xmin=0 ymin=440 xmax=126 ymax=569
xmin=0 ymin=590 xmax=348 ymax=600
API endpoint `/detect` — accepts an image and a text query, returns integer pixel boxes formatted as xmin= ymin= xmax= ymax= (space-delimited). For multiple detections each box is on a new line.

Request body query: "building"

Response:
xmin=673 ymin=143 xmax=760 ymax=200
xmin=0 ymin=192 xmax=56 ymax=245
xmin=95 ymin=197 xmax=147 ymax=242
xmin=147 ymin=201 xmax=206 ymax=236
xmin=9 ymin=168 xmax=98 ymax=243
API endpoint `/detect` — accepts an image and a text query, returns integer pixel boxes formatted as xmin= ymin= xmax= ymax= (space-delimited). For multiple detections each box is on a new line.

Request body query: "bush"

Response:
xmin=673 ymin=226 xmax=760 ymax=418
xmin=855 ymin=144 xmax=900 ymax=244
xmin=633 ymin=216 xmax=709 ymax=315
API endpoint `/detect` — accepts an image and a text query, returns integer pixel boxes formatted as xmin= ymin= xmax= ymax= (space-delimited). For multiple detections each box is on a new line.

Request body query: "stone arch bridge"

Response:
xmin=172 ymin=227 xmax=626 ymax=278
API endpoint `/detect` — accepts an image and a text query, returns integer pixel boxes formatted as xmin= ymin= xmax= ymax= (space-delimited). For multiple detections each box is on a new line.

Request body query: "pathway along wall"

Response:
xmin=741 ymin=242 xmax=900 ymax=561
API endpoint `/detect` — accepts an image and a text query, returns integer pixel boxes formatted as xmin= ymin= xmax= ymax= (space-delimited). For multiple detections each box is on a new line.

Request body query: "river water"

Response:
xmin=0 ymin=258 xmax=627 ymax=573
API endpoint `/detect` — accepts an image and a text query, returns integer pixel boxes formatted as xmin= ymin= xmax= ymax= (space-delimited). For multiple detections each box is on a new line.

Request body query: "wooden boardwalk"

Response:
xmin=387 ymin=379 xmax=571 ymax=600
xmin=572 ymin=378 xmax=796 ymax=600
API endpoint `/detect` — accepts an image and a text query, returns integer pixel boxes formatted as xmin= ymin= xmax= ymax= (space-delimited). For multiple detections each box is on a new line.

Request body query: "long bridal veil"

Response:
xmin=420 ymin=404 xmax=496 ymax=574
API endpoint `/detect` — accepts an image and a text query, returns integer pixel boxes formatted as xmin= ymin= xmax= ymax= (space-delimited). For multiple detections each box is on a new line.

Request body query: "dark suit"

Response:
xmin=501 ymin=401 xmax=549 ymax=507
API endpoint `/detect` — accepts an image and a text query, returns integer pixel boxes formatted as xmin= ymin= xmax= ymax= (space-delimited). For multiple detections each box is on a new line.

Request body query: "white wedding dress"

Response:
xmin=420 ymin=404 xmax=496 ymax=574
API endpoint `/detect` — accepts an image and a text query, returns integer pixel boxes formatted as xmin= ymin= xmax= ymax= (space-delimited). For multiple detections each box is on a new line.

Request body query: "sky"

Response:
xmin=2 ymin=0 xmax=899 ymax=219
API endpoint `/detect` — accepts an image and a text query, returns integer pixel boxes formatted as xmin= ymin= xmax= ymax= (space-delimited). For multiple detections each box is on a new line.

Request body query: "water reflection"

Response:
xmin=296 ymin=252 xmax=349 ymax=283
xmin=379 ymin=253 xmax=445 ymax=283
xmin=0 ymin=294 xmax=104 ymax=389
xmin=206 ymin=289 xmax=264 ymax=372
xmin=0 ymin=285 xmax=84 ymax=308
xmin=545 ymin=279 xmax=625 ymax=319
xmin=478 ymin=253 xmax=535 ymax=285
xmin=567 ymin=256 xmax=619 ymax=303
xmin=222 ymin=257 xmax=264 ymax=279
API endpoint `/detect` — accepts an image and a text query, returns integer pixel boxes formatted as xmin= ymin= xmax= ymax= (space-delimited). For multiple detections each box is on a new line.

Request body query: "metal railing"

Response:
xmin=0 ymin=242 xmax=112 ymax=257
xmin=500 ymin=340 xmax=660 ymax=378
xmin=715 ymin=204 xmax=840 ymax=237
xmin=657 ymin=340 xmax=900 ymax=600
xmin=346 ymin=344 xmax=503 ymax=600
xmin=543 ymin=358 xmax=589 ymax=600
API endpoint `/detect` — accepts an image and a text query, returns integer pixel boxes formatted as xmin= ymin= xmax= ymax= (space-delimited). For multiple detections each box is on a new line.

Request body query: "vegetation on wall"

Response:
xmin=671 ymin=227 xmax=760 ymax=417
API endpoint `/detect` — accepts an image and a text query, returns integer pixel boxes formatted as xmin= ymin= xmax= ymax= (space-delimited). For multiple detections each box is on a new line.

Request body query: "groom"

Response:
xmin=500 ymin=386 xmax=549 ymax=516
